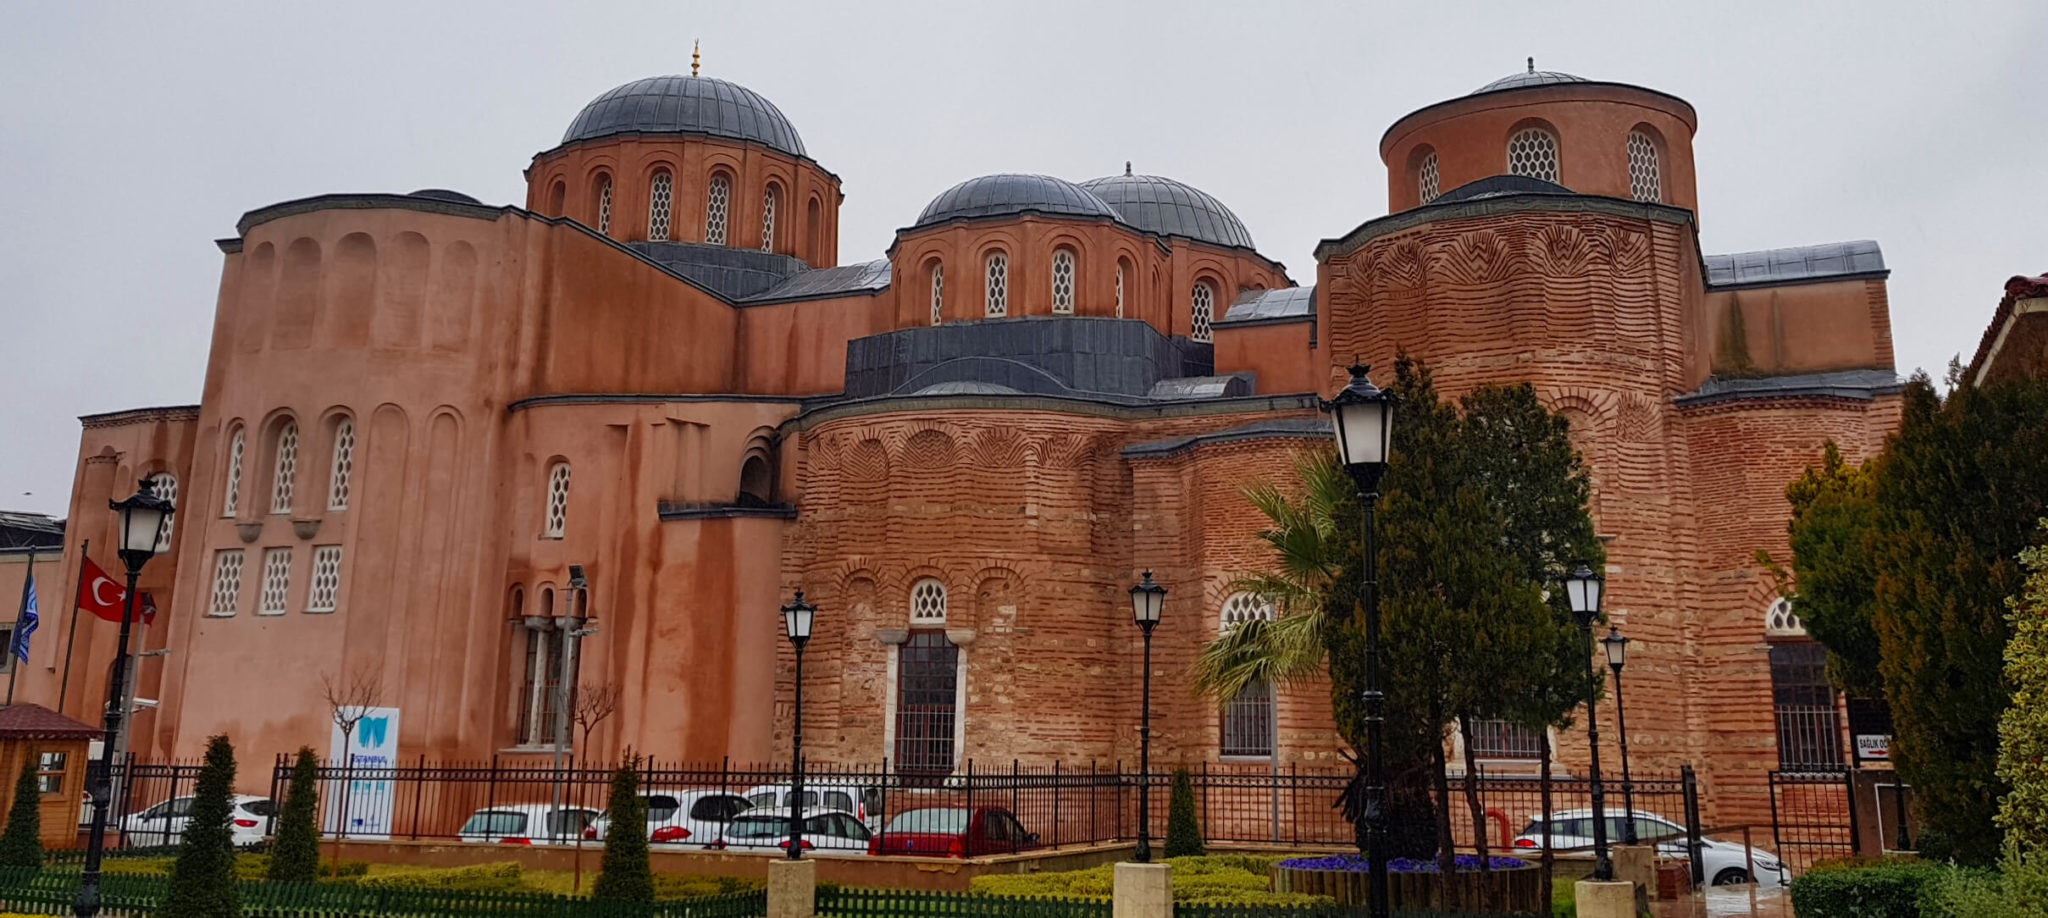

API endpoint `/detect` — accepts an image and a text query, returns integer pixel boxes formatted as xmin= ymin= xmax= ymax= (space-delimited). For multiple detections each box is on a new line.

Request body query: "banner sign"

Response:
xmin=325 ymin=706 xmax=400 ymax=839
xmin=1855 ymin=733 xmax=1892 ymax=762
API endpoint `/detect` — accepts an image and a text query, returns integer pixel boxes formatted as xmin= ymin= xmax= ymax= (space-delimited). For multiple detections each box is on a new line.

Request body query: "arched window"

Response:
xmin=1627 ymin=131 xmax=1661 ymax=202
xmin=1766 ymin=597 xmax=1806 ymax=637
xmin=738 ymin=455 xmax=772 ymax=507
xmin=706 ymin=174 xmax=731 ymax=245
xmin=148 ymin=474 xmax=178 ymax=552
xmin=1418 ymin=151 xmax=1441 ymax=204
xmin=543 ymin=461 xmax=571 ymax=539
xmin=1191 ymin=281 xmax=1216 ymax=343
xmin=547 ymin=181 xmax=566 ymax=217
xmin=518 ymin=589 xmax=570 ymax=746
xmin=1507 ymin=128 xmax=1560 ymax=183
xmin=898 ymin=578 xmax=957 ymax=774
xmin=222 ymin=426 xmax=245 ymax=517
xmin=270 ymin=420 xmax=299 ymax=514
xmin=1220 ymin=593 xmax=1276 ymax=758
xmin=928 ymin=261 xmax=944 ymax=326
xmin=761 ymin=184 xmax=779 ymax=253
xmin=327 ymin=417 xmax=355 ymax=511
xmin=1114 ymin=262 xmax=1126 ymax=318
xmin=594 ymin=175 xmax=613 ymax=235
xmin=648 ymin=171 xmax=673 ymax=241
xmin=806 ymin=197 xmax=822 ymax=261
xmin=1051 ymin=249 xmax=1076 ymax=315
xmin=910 ymin=578 xmax=948 ymax=626
xmin=984 ymin=252 xmax=1008 ymax=317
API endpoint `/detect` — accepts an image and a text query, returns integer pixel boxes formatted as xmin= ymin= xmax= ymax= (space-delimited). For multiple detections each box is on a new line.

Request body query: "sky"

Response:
xmin=1 ymin=0 xmax=2043 ymax=517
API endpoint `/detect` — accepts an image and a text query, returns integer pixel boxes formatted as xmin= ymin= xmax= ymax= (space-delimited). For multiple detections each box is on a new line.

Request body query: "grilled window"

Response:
xmin=648 ymin=172 xmax=673 ymax=241
xmin=706 ymin=174 xmax=731 ymax=244
xmin=929 ymin=263 xmax=944 ymax=326
xmin=1219 ymin=593 xmax=1277 ymax=757
xmin=1767 ymin=597 xmax=1806 ymax=637
xmin=270 ymin=421 xmax=298 ymax=514
xmin=222 ymin=427 xmax=245 ymax=517
xmin=1627 ymin=131 xmax=1661 ymax=202
xmin=1507 ymin=128 xmax=1560 ymax=183
xmin=328 ymin=418 xmax=355 ymax=510
xmin=543 ymin=462 xmax=571 ymax=539
xmin=910 ymin=579 xmax=947 ymax=626
xmin=1467 ymin=719 xmax=1544 ymax=759
xmin=985 ymin=252 xmax=1007 ymax=317
xmin=761 ymin=185 xmax=778 ymax=252
xmin=596 ymin=176 xmax=613 ymax=234
xmin=149 ymin=474 xmax=178 ymax=551
xmin=307 ymin=546 xmax=342 ymax=613
xmin=1051 ymin=249 xmax=1076 ymax=314
xmin=1772 ymin=641 xmax=1843 ymax=769
xmin=517 ymin=622 xmax=568 ymax=747
xmin=1114 ymin=264 xmax=1125 ymax=317
xmin=1419 ymin=151 xmax=1441 ymax=203
xmin=895 ymin=631 xmax=959 ymax=774
xmin=259 ymin=547 xmax=292 ymax=615
xmin=209 ymin=550 xmax=245 ymax=617
xmin=1191 ymin=282 xmax=1216 ymax=343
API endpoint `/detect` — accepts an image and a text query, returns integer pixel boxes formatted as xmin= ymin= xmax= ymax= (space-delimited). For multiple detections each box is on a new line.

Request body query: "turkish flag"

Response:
xmin=77 ymin=557 xmax=157 ymax=626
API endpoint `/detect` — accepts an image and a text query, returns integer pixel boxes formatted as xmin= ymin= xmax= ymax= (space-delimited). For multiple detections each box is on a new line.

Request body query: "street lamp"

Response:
xmin=1321 ymin=362 xmax=1395 ymax=918
xmin=1127 ymin=571 xmax=1166 ymax=863
xmin=1602 ymin=626 xmax=1635 ymax=846
xmin=77 ymin=477 xmax=173 ymax=918
xmin=1566 ymin=562 xmax=1613 ymax=882
xmin=781 ymin=590 xmax=816 ymax=860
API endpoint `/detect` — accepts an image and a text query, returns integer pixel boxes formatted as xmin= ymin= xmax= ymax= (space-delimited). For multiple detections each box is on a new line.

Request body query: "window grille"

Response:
xmin=596 ymin=177 xmax=612 ymax=234
xmin=1627 ymin=132 xmax=1660 ymax=202
xmin=149 ymin=474 xmax=177 ymax=552
xmin=1051 ymin=250 xmax=1076 ymax=314
xmin=328 ymin=418 xmax=354 ymax=510
xmin=271 ymin=421 xmax=298 ymax=514
xmin=222 ymin=428 xmax=245 ymax=517
xmin=895 ymin=631 xmax=958 ymax=774
xmin=259 ymin=547 xmax=292 ymax=615
xmin=648 ymin=172 xmax=673 ymax=240
xmin=929 ymin=264 xmax=944 ymax=326
xmin=1419 ymin=152 xmax=1441 ymax=203
xmin=1771 ymin=641 xmax=1843 ymax=768
xmin=517 ymin=625 xmax=567 ymax=746
xmin=307 ymin=546 xmax=342 ymax=612
xmin=1467 ymin=719 xmax=1545 ymax=759
xmin=209 ymin=550 xmax=244 ymax=617
xmin=1767 ymin=597 xmax=1806 ymax=637
xmin=1220 ymin=593 xmax=1275 ymax=631
xmin=543 ymin=462 xmax=571 ymax=539
xmin=761 ymin=185 xmax=778 ymax=252
xmin=1222 ymin=679 xmax=1275 ymax=757
xmin=910 ymin=579 xmax=947 ymax=625
xmin=1507 ymin=128 xmax=1560 ymax=183
xmin=706 ymin=174 xmax=731 ymax=244
xmin=1191 ymin=282 xmax=1215 ymax=343
xmin=985 ymin=252 xmax=1007 ymax=317
xmin=1115 ymin=265 xmax=1125 ymax=318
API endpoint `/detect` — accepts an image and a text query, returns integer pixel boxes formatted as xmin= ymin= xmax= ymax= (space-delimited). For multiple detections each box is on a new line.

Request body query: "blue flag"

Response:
xmin=14 ymin=576 xmax=38 ymax=662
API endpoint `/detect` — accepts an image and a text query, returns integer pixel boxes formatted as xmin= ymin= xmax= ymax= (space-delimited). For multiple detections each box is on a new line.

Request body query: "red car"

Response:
xmin=867 ymin=806 xmax=1040 ymax=857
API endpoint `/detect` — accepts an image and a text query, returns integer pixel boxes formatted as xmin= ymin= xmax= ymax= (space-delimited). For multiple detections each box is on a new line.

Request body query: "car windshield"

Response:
xmin=726 ymin=815 xmax=789 ymax=839
xmin=885 ymin=809 xmax=970 ymax=834
xmin=460 ymin=811 xmax=527 ymax=835
xmin=748 ymin=792 xmax=777 ymax=808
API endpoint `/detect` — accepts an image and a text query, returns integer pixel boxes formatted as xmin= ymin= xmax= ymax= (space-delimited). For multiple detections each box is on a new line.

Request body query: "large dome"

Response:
xmin=913 ymin=174 xmax=1119 ymax=228
xmin=1080 ymin=172 xmax=1256 ymax=250
xmin=562 ymin=75 xmax=806 ymax=158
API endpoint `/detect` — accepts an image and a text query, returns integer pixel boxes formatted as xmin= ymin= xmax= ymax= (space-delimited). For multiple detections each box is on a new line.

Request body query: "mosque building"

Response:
xmin=22 ymin=60 xmax=1903 ymax=827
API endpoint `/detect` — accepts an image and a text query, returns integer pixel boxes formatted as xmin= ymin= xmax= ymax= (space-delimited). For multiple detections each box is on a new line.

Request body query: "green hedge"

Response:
xmin=1789 ymin=859 xmax=1947 ymax=918
xmin=969 ymin=855 xmax=1328 ymax=907
xmin=355 ymin=861 xmax=527 ymax=892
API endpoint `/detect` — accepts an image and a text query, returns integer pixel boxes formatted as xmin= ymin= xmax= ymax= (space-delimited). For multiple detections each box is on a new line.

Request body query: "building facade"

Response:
xmin=19 ymin=65 xmax=1902 ymax=827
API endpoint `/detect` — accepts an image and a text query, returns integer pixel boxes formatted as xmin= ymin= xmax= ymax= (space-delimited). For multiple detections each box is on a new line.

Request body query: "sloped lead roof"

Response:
xmin=1079 ymin=174 xmax=1257 ymax=250
xmin=1703 ymin=241 xmax=1886 ymax=288
xmin=914 ymin=174 xmax=1120 ymax=227
xmin=562 ymin=76 xmax=807 ymax=158
xmin=1221 ymin=287 xmax=1314 ymax=324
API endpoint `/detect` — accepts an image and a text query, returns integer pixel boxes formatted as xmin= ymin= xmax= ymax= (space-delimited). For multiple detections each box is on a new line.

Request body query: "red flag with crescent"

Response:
xmin=77 ymin=556 xmax=156 ymax=625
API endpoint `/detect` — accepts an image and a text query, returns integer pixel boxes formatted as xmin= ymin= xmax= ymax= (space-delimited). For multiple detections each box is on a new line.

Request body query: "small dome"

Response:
xmin=409 ymin=189 xmax=480 ymax=204
xmin=562 ymin=75 xmax=806 ymax=158
xmin=913 ymin=381 xmax=1023 ymax=396
xmin=1080 ymin=173 xmax=1256 ymax=250
xmin=913 ymin=174 xmax=1120 ymax=228
xmin=1472 ymin=68 xmax=1589 ymax=95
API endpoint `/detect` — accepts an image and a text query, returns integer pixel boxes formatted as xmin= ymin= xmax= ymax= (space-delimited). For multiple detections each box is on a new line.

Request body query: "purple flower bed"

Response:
xmin=1279 ymin=853 xmax=1530 ymax=873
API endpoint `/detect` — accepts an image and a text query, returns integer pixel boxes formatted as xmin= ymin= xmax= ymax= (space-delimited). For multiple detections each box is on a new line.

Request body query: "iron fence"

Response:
xmin=62 ymin=756 xmax=214 ymax=851
xmin=1767 ymin=768 xmax=1857 ymax=874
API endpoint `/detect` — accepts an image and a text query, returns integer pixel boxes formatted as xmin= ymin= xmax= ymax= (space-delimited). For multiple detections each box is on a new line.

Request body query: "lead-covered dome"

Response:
xmin=913 ymin=174 xmax=1119 ymax=228
xmin=1080 ymin=173 xmax=1256 ymax=250
xmin=1472 ymin=68 xmax=1588 ymax=95
xmin=562 ymin=75 xmax=806 ymax=158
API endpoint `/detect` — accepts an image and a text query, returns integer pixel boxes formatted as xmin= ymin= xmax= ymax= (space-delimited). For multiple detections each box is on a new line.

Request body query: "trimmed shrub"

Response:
xmin=592 ymin=761 xmax=653 ymax=902
xmin=1164 ymin=768 xmax=1204 ymax=859
xmin=1789 ymin=859 xmax=1947 ymax=918
xmin=159 ymin=734 xmax=240 ymax=918
xmin=968 ymin=855 xmax=1331 ymax=906
xmin=651 ymin=874 xmax=765 ymax=900
xmin=355 ymin=861 xmax=525 ymax=892
xmin=1921 ymin=848 xmax=2048 ymax=918
xmin=0 ymin=749 xmax=42 ymax=868
xmin=267 ymin=748 xmax=320 ymax=883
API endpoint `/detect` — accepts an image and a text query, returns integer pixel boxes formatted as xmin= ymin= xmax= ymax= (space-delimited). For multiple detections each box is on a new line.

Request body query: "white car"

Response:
xmin=120 ymin=794 xmax=275 ymax=847
xmin=713 ymin=807 xmax=873 ymax=854
xmin=743 ymin=782 xmax=887 ymax=830
xmin=584 ymin=790 xmax=753 ymax=847
xmin=457 ymin=804 xmax=599 ymax=845
xmin=1512 ymin=809 xmax=1786 ymax=886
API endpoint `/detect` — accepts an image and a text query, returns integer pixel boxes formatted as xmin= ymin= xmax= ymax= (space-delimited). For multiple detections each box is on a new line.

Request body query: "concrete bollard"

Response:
xmin=767 ymin=857 xmax=817 ymax=918
xmin=1114 ymin=861 xmax=1173 ymax=918
xmin=1612 ymin=844 xmax=1655 ymax=906
xmin=1574 ymin=878 xmax=1636 ymax=918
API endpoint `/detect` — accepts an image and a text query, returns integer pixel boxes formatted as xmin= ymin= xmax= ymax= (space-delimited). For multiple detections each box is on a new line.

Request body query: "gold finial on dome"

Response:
xmin=692 ymin=40 xmax=701 ymax=77
xmin=1527 ymin=56 xmax=1535 ymax=73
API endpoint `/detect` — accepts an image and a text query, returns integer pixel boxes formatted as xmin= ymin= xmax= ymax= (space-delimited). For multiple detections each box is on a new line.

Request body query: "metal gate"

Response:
xmin=1768 ymin=769 xmax=1858 ymax=873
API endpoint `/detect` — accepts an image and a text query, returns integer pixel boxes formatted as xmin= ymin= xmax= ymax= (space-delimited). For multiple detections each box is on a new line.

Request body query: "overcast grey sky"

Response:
xmin=2 ymin=1 xmax=2042 ymax=517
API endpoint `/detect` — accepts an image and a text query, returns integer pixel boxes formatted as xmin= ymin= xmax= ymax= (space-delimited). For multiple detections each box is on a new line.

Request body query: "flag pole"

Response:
xmin=7 ymin=548 xmax=32 ymax=706
xmin=57 ymin=539 xmax=88 ymax=716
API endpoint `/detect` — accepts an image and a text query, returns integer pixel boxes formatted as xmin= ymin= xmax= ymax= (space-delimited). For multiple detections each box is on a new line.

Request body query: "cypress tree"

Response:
xmin=161 ymin=734 xmax=239 ymax=918
xmin=1997 ymin=528 xmax=2048 ymax=851
xmin=1163 ymin=768 xmax=1204 ymax=858
xmin=0 ymin=748 xmax=43 ymax=868
xmin=593 ymin=760 xmax=653 ymax=902
xmin=266 ymin=747 xmax=320 ymax=883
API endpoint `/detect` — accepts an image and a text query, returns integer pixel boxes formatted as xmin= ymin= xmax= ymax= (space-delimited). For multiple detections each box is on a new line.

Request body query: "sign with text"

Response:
xmin=325 ymin=706 xmax=400 ymax=839
xmin=1855 ymin=733 xmax=1892 ymax=762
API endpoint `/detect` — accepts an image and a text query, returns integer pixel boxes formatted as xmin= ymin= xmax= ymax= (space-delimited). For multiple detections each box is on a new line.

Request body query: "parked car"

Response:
xmin=1512 ymin=809 xmax=1786 ymax=885
xmin=868 ymin=806 xmax=1039 ymax=858
xmin=458 ymin=804 xmax=600 ymax=845
xmin=120 ymin=794 xmax=275 ymax=847
xmin=713 ymin=807 xmax=873 ymax=854
xmin=584 ymin=790 xmax=753 ymax=846
xmin=742 ymin=782 xmax=887 ymax=830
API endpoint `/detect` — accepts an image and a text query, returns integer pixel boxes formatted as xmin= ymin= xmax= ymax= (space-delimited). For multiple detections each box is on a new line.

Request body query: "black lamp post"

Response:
xmin=1321 ymin=362 xmax=1396 ymax=918
xmin=781 ymin=590 xmax=816 ymax=860
xmin=1566 ymin=562 xmax=1613 ymax=882
xmin=1128 ymin=571 xmax=1165 ymax=864
xmin=1602 ymin=626 xmax=1635 ymax=845
xmin=76 ymin=478 xmax=173 ymax=918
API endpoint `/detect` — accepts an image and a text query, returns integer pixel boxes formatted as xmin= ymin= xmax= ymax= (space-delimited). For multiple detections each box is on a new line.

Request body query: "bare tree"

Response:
xmin=573 ymin=680 xmax=621 ymax=755
xmin=319 ymin=665 xmax=382 ymax=866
